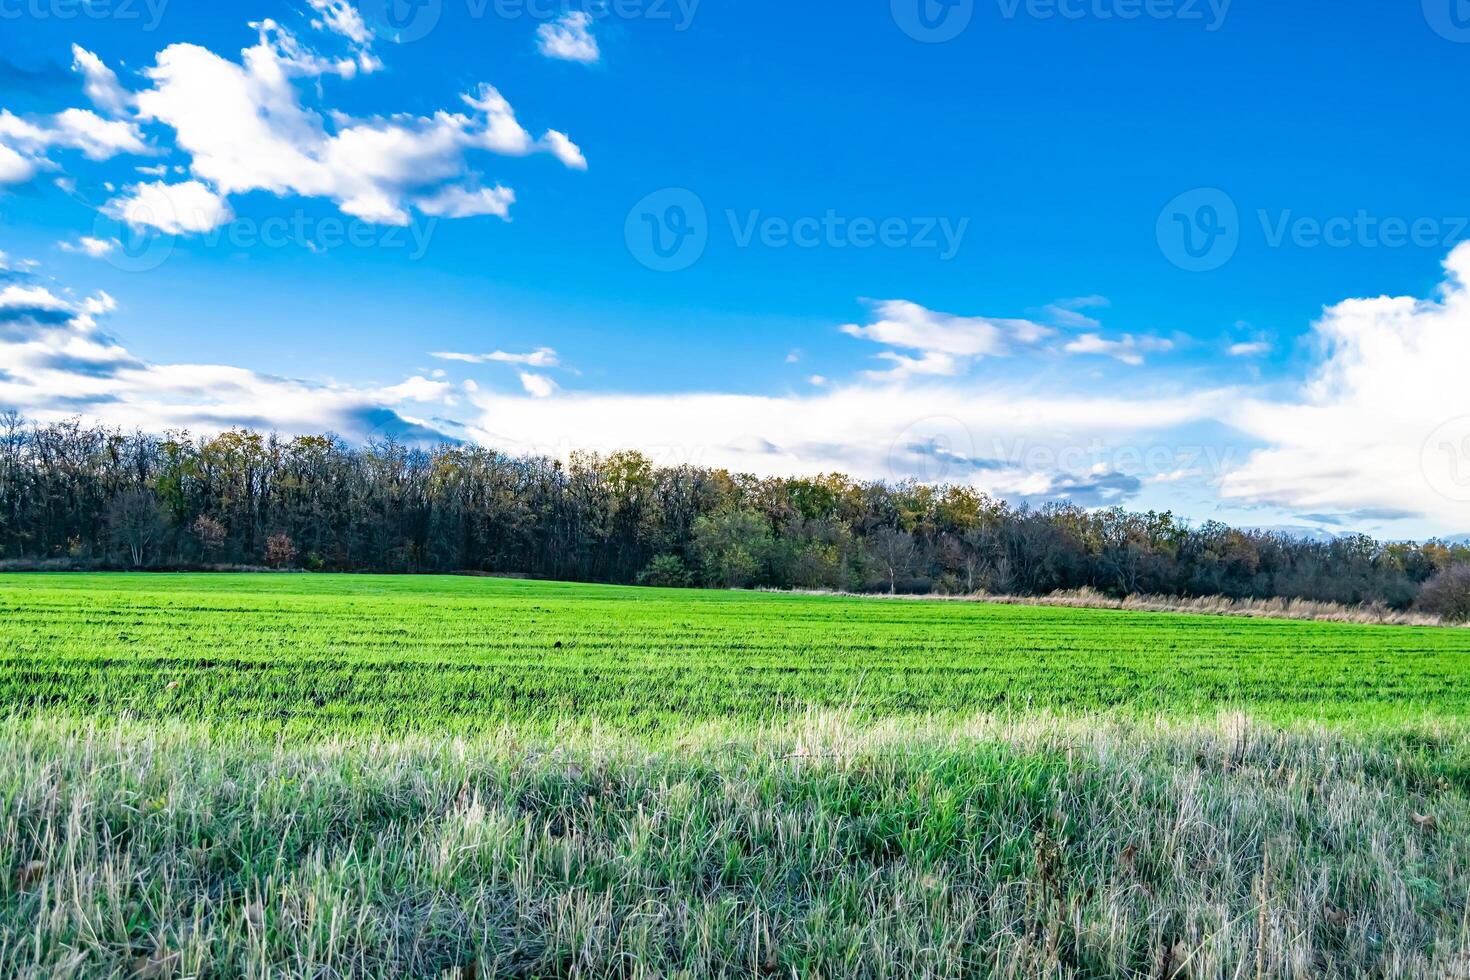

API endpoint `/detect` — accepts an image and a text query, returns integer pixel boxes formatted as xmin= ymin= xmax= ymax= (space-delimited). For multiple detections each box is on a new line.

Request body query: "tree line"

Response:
xmin=2 ymin=414 xmax=1467 ymax=613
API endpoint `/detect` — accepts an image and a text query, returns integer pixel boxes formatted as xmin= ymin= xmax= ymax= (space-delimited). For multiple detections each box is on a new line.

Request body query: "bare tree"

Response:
xmin=107 ymin=490 xmax=165 ymax=567
xmin=871 ymin=528 xmax=917 ymax=595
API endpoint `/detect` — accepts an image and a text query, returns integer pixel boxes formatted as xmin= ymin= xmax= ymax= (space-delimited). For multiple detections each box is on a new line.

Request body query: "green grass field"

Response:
xmin=3 ymin=574 xmax=1470 ymax=977
xmin=4 ymin=573 xmax=1470 ymax=734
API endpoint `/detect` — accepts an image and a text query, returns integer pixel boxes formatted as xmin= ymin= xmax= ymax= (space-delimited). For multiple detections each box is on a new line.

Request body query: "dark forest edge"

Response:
xmin=4 ymin=415 xmax=1469 ymax=620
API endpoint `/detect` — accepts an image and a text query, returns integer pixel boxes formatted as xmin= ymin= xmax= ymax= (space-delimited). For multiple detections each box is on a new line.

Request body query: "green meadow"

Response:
xmin=3 ymin=574 xmax=1469 ymax=977
xmin=4 ymin=573 xmax=1469 ymax=734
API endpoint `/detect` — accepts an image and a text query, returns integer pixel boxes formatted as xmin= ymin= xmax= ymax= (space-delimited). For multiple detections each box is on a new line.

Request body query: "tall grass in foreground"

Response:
xmin=4 ymin=713 xmax=1468 ymax=978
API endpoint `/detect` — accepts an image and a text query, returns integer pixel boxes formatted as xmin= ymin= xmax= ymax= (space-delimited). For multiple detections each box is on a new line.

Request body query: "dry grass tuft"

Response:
xmin=784 ymin=585 xmax=1460 ymax=627
xmin=2 ymin=713 xmax=1468 ymax=978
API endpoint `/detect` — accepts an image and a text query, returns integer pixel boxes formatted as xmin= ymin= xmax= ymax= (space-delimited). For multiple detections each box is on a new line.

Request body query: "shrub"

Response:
xmin=1417 ymin=565 xmax=1470 ymax=622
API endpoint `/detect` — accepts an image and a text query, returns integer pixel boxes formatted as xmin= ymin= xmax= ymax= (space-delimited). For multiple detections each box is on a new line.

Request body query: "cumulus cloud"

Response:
xmin=841 ymin=299 xmax=1054 ymax=378
xmin=1221 ymin=242 xmax=1470 ymax=529
xmin=59 ymin=236 xmax=120 ymax=258
xmin=519 ymin=372 xmax=558 ymax=398
xmin=540 ymin=130 xmax=588 ymax=170
xmin=104 ymin=180 xmax=233 ymax=234
xmin=0 ymin=107 xmax=146 ymax=182
xmin=0 ymin=142 xmax=33 ymax=184
xmin=537 ymin=12 xmax=600 ymax=64
xmin=71 ymin=45 xmax=131 ymax=117
xmin=48 ymin=18 xmax=588 ymax=230
xmin=415 ymin=184 xmax=515 ymax=219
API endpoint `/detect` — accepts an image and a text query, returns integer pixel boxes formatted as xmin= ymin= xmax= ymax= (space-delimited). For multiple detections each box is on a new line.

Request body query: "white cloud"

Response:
xmin=537 ymin=12 xmax=600 ymax=64
xmin=306 ymin=0 xmax=372 ymax=46
xmin=1043 ymin=296 xmax=1109 ymax=330
xmin=842 ymin=299 xmax=1176 ymax=377
xmin=121 ymin=21 xmax=582 ymax=229
xmin=540 ymin=129 xmax=588 ymax=170
xmin=1221 ymin=242 xmax=1470 ymax=529
xmin=1228 ymin=340 xmax=1272 ymax=357
xmin=104 ymin=180 xmax=233 ymax=234
xmin=864 ymin=350 xmax=961 ymax=380
xmin=415 ymin=184 xmax=515 ymax=219
xmin=0 ymin=283 xmax=81 ymax=315
xmin=840 ymin=300 xmax=1054 ymax=379
xmin=1063 ymin=332 xmax=1173 ymax=366
xmin=0 ymin=142 xmax=33 ymax=184
xmin=0 ymin=107 xmax=146 ymax=181
xmin=433 ymin=347 xmax=561 ymax=367
xmin=2 ymin=19 xmax=581 ymax=229
xmin=39 ymin=109 xmax=145 ymax=159
xmin=72 ymin=45 xmax=131 ymax=117
xmin=59 ymin=236 xmax=120 ymax=258
xmin=519 ymin=372 xmax=558 ymax=398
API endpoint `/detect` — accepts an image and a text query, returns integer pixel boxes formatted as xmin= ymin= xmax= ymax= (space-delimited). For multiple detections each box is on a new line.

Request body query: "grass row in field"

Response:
xmin=3 ymin=713 xmax=1467 ymax=979
xmin=3 ymin=574 xmax=1469 ymax=736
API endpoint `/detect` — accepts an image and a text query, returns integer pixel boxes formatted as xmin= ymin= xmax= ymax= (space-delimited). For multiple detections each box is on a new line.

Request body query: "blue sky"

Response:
xmin=2 ymin=0 xmax=1469 ymax=539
